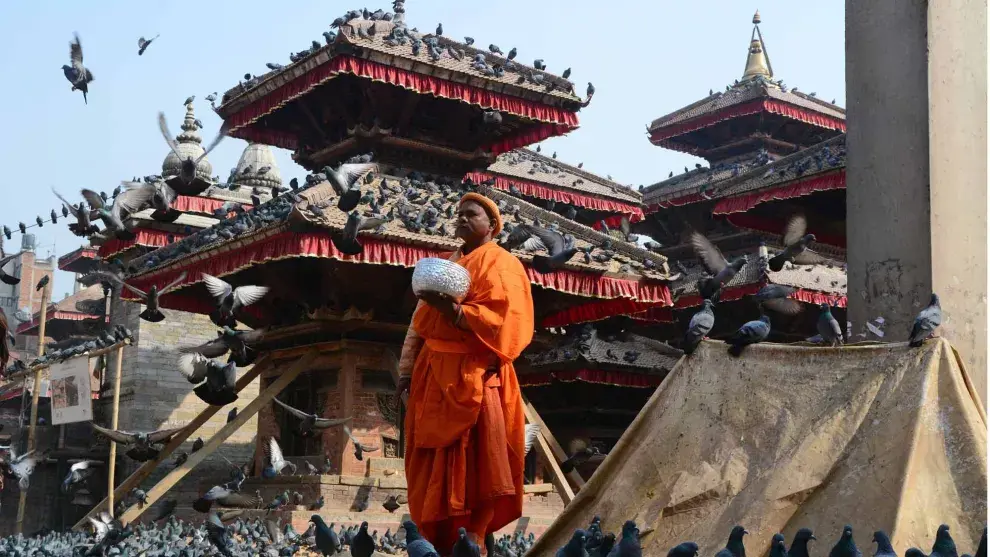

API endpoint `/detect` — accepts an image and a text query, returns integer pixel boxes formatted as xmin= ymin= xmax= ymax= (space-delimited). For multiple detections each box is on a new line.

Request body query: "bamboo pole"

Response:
xmin=106 ymin=345 xmax=125 ymax=517
xmin=72 ymin=354 xmax=273 ymax=530
xmin=15 ymin=283 xmax=50 ymax=534
xmin=116 ymin=352 xmax=319 ymax=525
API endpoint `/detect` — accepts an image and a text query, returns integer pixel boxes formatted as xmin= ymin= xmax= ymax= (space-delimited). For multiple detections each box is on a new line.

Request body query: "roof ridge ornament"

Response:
xmin=742 ymin=10 xmax=773 ymax=81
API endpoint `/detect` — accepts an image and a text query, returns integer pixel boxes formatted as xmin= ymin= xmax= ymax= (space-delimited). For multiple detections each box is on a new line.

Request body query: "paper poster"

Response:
xmin=50 ymin=357 xmax=93 ymax=425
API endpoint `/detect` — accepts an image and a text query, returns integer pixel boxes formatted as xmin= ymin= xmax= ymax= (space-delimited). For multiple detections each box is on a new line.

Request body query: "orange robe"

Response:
xmin=403 ymin=241 xmax=534 ymax=552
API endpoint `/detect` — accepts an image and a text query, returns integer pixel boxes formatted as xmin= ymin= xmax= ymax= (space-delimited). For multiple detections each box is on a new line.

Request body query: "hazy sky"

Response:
xmin=0 ymin=0 xmax=844 ymax=302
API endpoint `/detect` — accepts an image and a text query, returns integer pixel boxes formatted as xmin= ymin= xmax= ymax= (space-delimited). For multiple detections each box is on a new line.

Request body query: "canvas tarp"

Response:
xmin=529 ymin=339 xmax=987 ymax=557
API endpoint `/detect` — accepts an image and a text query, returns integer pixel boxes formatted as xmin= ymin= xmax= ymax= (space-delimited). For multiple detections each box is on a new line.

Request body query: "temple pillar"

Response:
xmin=846 ymin=0 xmax=987 ymax=407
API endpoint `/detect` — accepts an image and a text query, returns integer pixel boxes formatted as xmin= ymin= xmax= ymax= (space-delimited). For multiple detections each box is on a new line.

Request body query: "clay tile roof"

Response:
xmin=648 ymin=79 xmax=845 ymax=134
xmin=219 ymin=16 xmax=583 ymax=113
xmin=487 ymin=149 xmax=641 ymax=204
xmin=708 ymin=134 xmax=846 ymax=200
xmin=125 ymin=171 xmax=673 ymax=283
xmin=524 ymin=327 xmax=683 ymax=371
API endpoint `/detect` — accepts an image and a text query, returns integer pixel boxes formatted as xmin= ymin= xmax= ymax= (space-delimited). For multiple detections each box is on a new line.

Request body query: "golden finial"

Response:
xmin=753 ymin=10 xmax=761 ymax=24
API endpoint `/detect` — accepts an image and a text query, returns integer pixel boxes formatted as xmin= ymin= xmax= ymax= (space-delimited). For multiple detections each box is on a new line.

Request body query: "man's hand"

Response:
xmin=396 ymin=375 xmax=411 ymax=395
xmin=417 ymin=291 xmax=453 ymax=309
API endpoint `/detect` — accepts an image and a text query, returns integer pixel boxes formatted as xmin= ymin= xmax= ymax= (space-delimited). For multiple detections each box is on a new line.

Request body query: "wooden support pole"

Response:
xmin=72 ymin=355 xmax=273 ymax=530
xmin=521 ymin=395 xmax=585 ymax=489
xmin=116 ymin=352 xmax=318 ymax=525
xmin=106 ymin=345 xmax=125 ymax=517
xmin=15 ymin=284 xmax=50 ymax=534
xmin=521 ymin=395 xmax=578 ymax=505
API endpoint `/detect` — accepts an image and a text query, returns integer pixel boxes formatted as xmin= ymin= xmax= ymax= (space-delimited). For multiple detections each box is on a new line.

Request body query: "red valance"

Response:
xmin=519 ymin=368 xmax=664 ymax=388
xmin=98 ymin=229 xmax=187 ymax=260
xmin=713 ymin=170 xmax=845 ymax=215
xmin=16 ymin=311 xmax=107 ymax=334
xmin=173 ymin=195 xmax=254 ymax=215
xmin=58 ymin=247 xmax=99 ymax=269
xmin=225 ymin=55 xmax=580 ymax=156
xmin=541 ymin=298 xmax=667 ymax=328
xmin=650 ymin=99 xmax=846 ymax=146
xmin=465 ymin=172 xmax=645 ymax=221
xmin=124 ymin=230 xmax=672 ymax=310
xmin=726 ymin=212 xmax=847 ymax=249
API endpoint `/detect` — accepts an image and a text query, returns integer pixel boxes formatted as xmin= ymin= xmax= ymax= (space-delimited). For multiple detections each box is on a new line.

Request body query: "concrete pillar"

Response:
xmin=846 ymin=0 xmax=987 ymax=407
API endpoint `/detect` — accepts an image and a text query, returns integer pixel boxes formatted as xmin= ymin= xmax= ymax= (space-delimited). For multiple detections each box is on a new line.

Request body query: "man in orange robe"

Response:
xmin=398 ymin=192 xmax=534 ymax=554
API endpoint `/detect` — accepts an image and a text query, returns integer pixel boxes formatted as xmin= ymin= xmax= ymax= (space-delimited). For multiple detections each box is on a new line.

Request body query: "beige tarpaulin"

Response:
xmin=529 ymin=339 xmax=987 ymax=557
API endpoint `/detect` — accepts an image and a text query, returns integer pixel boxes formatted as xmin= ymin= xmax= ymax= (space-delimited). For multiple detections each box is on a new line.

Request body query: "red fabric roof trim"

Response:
xmin=649 ymin=99 xmax=847 ymax=145
xmin=58 ymin=247 xmax=99 ymax=269
xmin=225 ymin=55 xmax=580 ymax=156
xmin=0 ymin=386 xmax=23 ymax=402
xmin=16 ymin=312 xmax=107 ymax=334
xmin=124 ymin=231 xmax=670 ymax=310
xmin=592 ymin=213 xmax=644 ymax=230
xmin=727 ymin=212 xmax=847 ymax=249
xmin=518 ymin=368 xmax=664 ymax=388
xmin=541 ymin=298 xmax=668 ymax=328
xmin=645 ymin=192 xmax=707 ymax=214
xmin=173 ymin=196 xmax=254 ymax=216
xmin=713 ymin=170 xmax=845 ymax=215
xmin=98 ymin=229 xmax=188 ymax=260
xmin=465 ymin=172 xmax=645 ymax=220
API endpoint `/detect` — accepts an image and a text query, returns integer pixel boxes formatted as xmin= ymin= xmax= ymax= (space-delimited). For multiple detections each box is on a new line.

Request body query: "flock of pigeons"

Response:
xmin=551 ymin=521 xmax=985 ymax=557
xmin=678 ymin=213 xmax=943 ymax=356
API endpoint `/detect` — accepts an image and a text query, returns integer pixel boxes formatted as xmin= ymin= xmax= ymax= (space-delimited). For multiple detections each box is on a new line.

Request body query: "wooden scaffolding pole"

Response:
xmin=15 ymin=283 xmax=50 ymax=534
xmin=72 ymin=355 xmax=273 ymax=530
xmin=106 ymin=345 xmax=125 ymax=517
xmin=116 ymin=352 xmax=318 ymax=525
xmin=521 ymin=396 xmax=586 ymax=490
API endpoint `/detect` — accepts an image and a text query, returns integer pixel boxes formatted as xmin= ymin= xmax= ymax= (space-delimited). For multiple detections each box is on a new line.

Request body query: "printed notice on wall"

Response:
xmin=50 ymin=357 xmax=93 ymax=425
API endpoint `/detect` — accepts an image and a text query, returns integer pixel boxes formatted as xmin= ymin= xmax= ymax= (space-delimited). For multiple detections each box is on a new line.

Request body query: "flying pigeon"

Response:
xmin=768 ymin=214 xmax=825 ymax=272
xmin=62 ymin=34 xmax=94 ymax=104
xmin=272 ymin=397 xmax=352 ymax=437
xmin=137 ymin=34 xmax=159 ymax=55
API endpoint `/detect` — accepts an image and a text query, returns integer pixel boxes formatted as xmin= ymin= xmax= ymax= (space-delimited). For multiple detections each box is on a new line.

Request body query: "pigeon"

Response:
xmin=404 ymin=520 xmax=439 ymax=557
xmin=82 ymin=186 xmax=155 ymax=240
xmin=453 ymin=527 xmax=482 ymax=557
xmin=715 ymin=526 xmax=747 ymax=557
xmin=305 ymin=460 xmax=320 ymax=475
xmin=501 ymin=223 xmax=577 ymax=272
xmin=683 ymin=298 xmax=716 ymax=355
xmin=789 ymin=528 xmax=817 ymax=557
xmin=930 ymin=525 xmax=958 ymax=557
xmin=352 ymin=522 xmax=376 ymax=557
xmin=61 ymin=460 xmax=101 ymax=493
xmin=436 ymin=23 xmax=443 ymax=36
xmin=264 ymin=437 xmax=297 ymax=476
xmin=272 ymin=397 xmax=352 ymax=437
xmin=159 ymin=112 xmax=226 ymax=189
xmin=690 ymin=231 xmax=748 ymax=300
xmin=343 ymin=425 xmax=379 ymax=460
xmin=206 ymin=512 xmax=234 ymax=556
xmin=227 ymin=407 xmax=238 ymax=423
xmin=138 ymin=35 xmax=159 ymax=55
xmin=53 ymin=189 xmax=99 ymax=237
xmin=669 ymin=543 xmax=701 ymax=557
xmin=556 ymin=529 xmax=587 ymax=557
xmin=192 ymin=484 xmax=262 ymax=513
xmin=560 ymin=446 xmax=604 ymax=473
xmin=383 ymin=495 xmax=401 ymax=513
xmin=92 ymin=271 xmax=187 ymax=322
xmin=180 ymin=326 xmax=264 ymax=366
xmin=524 ymin=423 xmax=541 ymax=457
xmin=817 ymin=304 xmax=844 ymax=346
xmin=909 ymin=293 xmax=942 ymax=347
xmin=2 ymin=447 xmax=39 ymax=489
xmin=752 ymin=283 xmax=802 ymax=316
xmin=464 ymin=36 xmax=475 ymax=45
xmin=829 ymin=525 xmax=863 ymax=557
xmin=0 ymin=250 xmax=22 ymax=285
xmin=264 ymin=490 xmax=289 ymax=513
xmin=330 ymin=211 xmax=389 ymax=255
xmin=311 ymin=514 xmax=341 ymax=555
xmin=201 ymin=274 xmax=270 ymax=327
xmin=727 ymin=315 xmax=771 ymax=357
xmin=176 ymin=353 xmax=238 ymax=406
xmin=62 ymin=34 xmax=94 ymax=104
xmin=769 ymin=534 xmax=788 ymax=557
xmin=90 ymin=423 xmax=188 ymax=462
xmin=325 ymin=163 xmax=378 ymax=212
xmin=612 ymin=521 xmax=642 ymax=557
xmin=768 ymin=214 xmax=825 ymax=272
xmin=977 ymin=528 xmax=987 ymax=557
xmin=873 ymin=531 xmax=897 ymax=557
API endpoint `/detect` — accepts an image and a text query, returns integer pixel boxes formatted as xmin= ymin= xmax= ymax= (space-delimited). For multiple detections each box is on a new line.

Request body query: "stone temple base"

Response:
xmin=164 ymin=459 xmax=564 ymax=538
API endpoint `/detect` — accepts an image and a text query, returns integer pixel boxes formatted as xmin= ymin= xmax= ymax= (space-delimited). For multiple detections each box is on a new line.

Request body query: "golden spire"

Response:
xmin=742 ymin=10 xmax=773 ymax=81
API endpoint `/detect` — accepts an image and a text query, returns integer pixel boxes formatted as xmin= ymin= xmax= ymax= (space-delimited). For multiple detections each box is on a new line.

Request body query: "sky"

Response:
xmin=0 ymin=0 xmax=844 ymax=303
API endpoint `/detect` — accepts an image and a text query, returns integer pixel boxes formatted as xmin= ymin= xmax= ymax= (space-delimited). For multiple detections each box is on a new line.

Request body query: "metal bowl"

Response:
xmin=411 ymin=258 xmax=472 ymax=302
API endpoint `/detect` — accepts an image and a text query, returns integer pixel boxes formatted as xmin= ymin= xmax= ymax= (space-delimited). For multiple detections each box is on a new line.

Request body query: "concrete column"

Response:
xmin=846 ymin=0 xmax=987 ymax=407
xmin=928 ymin=0 xmax=988 ymax=405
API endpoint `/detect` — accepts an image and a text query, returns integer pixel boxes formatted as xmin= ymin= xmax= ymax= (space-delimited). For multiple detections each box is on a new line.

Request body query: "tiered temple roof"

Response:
xmin=16 ymin=284 xmax=106 ymax=339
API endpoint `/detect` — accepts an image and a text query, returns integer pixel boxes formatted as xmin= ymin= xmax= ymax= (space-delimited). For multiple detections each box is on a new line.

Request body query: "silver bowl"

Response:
xmin=411 ymin=258 xmax=472 ymax=302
